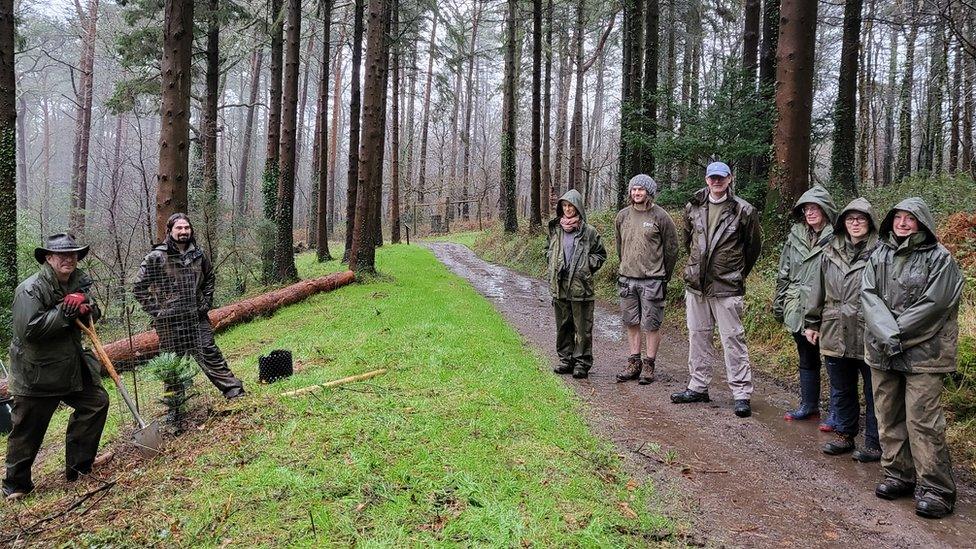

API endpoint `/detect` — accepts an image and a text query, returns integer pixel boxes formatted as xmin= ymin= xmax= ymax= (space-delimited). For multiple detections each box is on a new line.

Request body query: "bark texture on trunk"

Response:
xmin=530 ymin=0 xmax=543 ymax=227
xmin=70 ymin=0 xmax=99 ymax=234
xmin=500 ymin=0 xmax=518 ymax=233
xmin=0 ymin=0 xmax=15 ymax=342
xmin=316 ymin=0 xmax=334 ymax=260
xmin=156 ymin=0 xmax=194 ymax=243
xmin=201 ymin=0 xmax=220 ymax=263
xmin=829 ymin=0 xmax=862 ymax=198
xmin=343 ymin=0 xmax=364 ymax=262
xmin=769 ymin=0 xmax=818 ymax=210
xmin=272 ymin=0 xmax=301 ymax=282
xmin=236 ymin=47 xmax=263 ymax=220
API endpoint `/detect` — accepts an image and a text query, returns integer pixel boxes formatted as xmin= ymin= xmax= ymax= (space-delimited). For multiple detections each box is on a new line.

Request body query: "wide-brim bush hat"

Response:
xmin=34 ymin=233 xmax=90 ymax=264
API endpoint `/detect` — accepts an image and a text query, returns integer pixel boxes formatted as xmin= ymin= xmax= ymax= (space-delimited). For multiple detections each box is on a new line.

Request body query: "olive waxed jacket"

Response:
xmin=805 ymin=197 xmax=879 ymax=360
xmin=682 ymin=187 xmax=762 ymax=297
xmin=862 ymin=197 xmax=964 ymax=373
xmin=545 ymin=189 xmax=607 ymax=301
xmin=133 ymin=237 xmax=216 ymax=321
xmin=774 ymin=185 xmax=838 ymax=333
xmin=8 ymin=264 xmax=103 ymax=397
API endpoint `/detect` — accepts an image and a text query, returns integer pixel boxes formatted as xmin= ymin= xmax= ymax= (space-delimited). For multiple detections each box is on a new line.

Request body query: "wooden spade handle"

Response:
xmin=75 ymin=318 xmax=122 ymax=385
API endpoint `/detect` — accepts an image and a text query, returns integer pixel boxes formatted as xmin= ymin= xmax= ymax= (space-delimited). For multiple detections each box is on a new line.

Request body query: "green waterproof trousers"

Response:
xmin=553 ymin=299 xmax=595 ymax=372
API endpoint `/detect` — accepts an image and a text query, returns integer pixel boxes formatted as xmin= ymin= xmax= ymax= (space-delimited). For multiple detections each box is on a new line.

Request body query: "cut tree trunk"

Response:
xmin=104 ymin=271 xmax=356 ymax=367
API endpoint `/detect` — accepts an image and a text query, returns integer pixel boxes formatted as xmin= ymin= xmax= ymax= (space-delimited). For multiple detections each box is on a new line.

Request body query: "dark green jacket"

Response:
xmin=774 ymin=185 xmax=838 ymax=333
xmin=8 ymin=264 xmax=103 ymax=397
xmin=805 ymin=197 xmax=878 ymax=360
xmin=682 ymin=187 xmax=763 ymax=297
xmin=862 ymin=197 xmax=964 ymax=373
xmin=545 ymin=189 xmax=607 ymax=301
xmin=133 ymin=237 xmax=216 ymax=320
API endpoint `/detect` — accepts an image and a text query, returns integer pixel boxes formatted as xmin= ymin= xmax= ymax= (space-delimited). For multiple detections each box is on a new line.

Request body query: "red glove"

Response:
xmin=63 ymin=293 xmax=86 ymax=308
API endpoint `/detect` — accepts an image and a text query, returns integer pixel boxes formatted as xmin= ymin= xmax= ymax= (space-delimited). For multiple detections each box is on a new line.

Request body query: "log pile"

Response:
xmin=102 ymin=270 xmax=355 ymax=367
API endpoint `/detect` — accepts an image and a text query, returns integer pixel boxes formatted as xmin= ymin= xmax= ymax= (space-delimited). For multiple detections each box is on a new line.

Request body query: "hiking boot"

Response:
xmin=638 ymin=357 xmax=656 ymax=385
xmin=852 ymin=446 xmax=882 ymax=463
xmin=823 ymin=434 xmax=855 ymax=455
xmin=552 ymin=363 xmax=574 ymax=375
xmin=65 ymin=466 xmax=92 ymax=482
xmin=224 ymin=387 xmax=246 ymax=400
xmin=734 ymin=399 xmax=752 ymax=418
xmin=915 ymin=492 xmax=954 ymax=519
xmin=3 ymin=486 xmax=30 ymax=502
xmin=616 ymin=355 xmax=642 ymax=382
xmin=784 ymin=403 xmax=820 ymax=421
xmin=572 ymin=366 xmax=589 ymax=379
xmin=875 ymin=477 xmax=916 ymax=500
xmin=670 ymin=388 xmax=710 ymax=404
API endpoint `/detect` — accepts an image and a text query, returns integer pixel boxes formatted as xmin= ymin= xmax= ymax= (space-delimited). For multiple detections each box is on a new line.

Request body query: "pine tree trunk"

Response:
xmin=769 ymin=0 xmax=819 ymax=210
xmin=156 ymin=0 xmax=193 ymax=242
xmin=742 ymin=0 xmax=760 ymax=86
xmin=461 ymin=0 xmax=483 ymax=222
xmin=921 ymin=28 xmax=947 ymax=174
xmin=0 ymin=0 xmax=15 ymax=343
xmin=416 ymin=9 xmax=438 ymax=204
xmin=661 ymin=0 xmax=676 ymax=189
xmin=349 ymin=0 xmax=392 ymax=273
xmin=949 ymin=39 xmax=961 ymax=174
xmin=201 ymin=0 xmax=220 ymax=263
xmin=753 ymin=0 xmax=779 ymax=180
xmin=856 ymin=0 xmax=874 ymax=184
xmin=272 ymin=0 xmax=301 ymax=282
xmin=554 ymin=29 xmax=571 ymax=196
xmin=963 ymin=25 xmax=974 ymax=176
xmin=881 ymin=5 xmax=898 ymax=187
xmin=14 ymin=95 xmax=26 ymax=205
xmin=262 ymin=0 xmax=284 ymax=279
xmin=829 ymin=0 xmax=862 ymax=198
xmin=70 ymin=0 xmax=99 ymax=234
xmin=390 ymin=1 xmax=401 ymax=244
xmin=638 ymin=0 xmax=658 ymax=176
xmin=530 ymin=0 xmax=543 ymax=227
xmin=236 ymin=46 xmax=263 ymax=221
xmin=327 ymin=21 xmax=347 ymax=232
xmin=40 ymin=77 xmax=51 ymax=233
xmin=541 ymin=0 xmax=552 ymax=216
xmin=316 ymin=0 xmax=333 ymax=260
xmin=343 ymin=0 xmax=364 ymax=262
xmin=568 ymin=0 xmax=586 ymax=192
xmin=896 ymin=3 xmax=919 ymax=182
xmin=500 ymin=0 xmax=518 ymax=233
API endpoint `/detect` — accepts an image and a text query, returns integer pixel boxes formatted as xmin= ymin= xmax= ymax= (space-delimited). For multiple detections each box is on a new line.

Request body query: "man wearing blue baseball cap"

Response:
xmin=671 ymin=161 xmax=762 ymax=418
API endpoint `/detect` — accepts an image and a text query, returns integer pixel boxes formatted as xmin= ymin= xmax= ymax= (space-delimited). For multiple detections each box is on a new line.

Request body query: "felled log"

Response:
xmin=103 ymin=270 xmax=355 ymax=367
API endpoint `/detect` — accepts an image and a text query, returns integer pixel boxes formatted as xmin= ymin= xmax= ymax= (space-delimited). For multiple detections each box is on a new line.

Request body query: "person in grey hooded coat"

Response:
xmin=862 ymin=197 xmax=964 ymax=519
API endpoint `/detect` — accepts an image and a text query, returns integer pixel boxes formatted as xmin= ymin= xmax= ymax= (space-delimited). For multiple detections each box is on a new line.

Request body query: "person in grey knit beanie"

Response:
xmin=629 ymin=174 xmax=658 ymax=199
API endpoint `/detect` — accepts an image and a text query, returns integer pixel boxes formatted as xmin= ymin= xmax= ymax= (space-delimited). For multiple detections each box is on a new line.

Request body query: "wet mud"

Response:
xmin=429 ymin=242 xmax=976 ymax=548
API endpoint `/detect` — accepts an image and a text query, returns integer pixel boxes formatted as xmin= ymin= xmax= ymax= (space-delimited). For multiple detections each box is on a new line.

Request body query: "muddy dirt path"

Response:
xmin=428 ymin=242 xmax=976 ymax=548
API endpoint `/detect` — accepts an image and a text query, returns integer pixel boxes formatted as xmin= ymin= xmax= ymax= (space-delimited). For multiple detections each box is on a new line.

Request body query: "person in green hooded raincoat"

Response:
xmin=545 ymin=189 xmax=607 ymax=379
xmin=804 ymin=198 xmax=881 ymax=462
xmin=862 ymin=197 xmax=964 ymax=519
xmin=773 ymin=185 xmax=838 ymax=424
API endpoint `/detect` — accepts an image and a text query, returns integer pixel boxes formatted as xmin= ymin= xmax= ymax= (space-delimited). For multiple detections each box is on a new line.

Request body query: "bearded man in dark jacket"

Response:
xmin=133 ymin=214 xmax=245 ymax=399
xmin=3 ymin=234 xmax=110 ymax=501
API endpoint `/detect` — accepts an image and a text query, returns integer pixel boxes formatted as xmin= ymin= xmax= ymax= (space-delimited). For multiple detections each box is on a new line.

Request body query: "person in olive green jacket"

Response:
xmin=804 ymin=198 xmax=881 ymax=462
xmin=862 ymin=197 xmax=964 ymax=519
xmin=774 ymin=185 xmax=837 ymax=423
xmin=671 ymin=162 xmax=762 ymax=418
xmin=3 ymin=234 xmax=110 ymax=501
xmin=546 ymin=189 xmax=607 ymax=379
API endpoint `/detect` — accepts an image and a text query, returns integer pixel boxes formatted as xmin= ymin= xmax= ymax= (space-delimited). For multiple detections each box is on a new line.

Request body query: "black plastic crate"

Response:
xmin=258 ymin=350 xmax=294 ymax=383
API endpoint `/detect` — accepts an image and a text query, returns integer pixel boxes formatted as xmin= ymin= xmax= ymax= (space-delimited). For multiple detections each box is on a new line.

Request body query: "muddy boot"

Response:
xmin=637 ymin=357 xmax=656 ymax=385
xmin=875 ymin=477 xmax=916 ymax=500
xmin=823 ymin=434 xmax=855 ymax=455
xmin=915 ymin=491 xmax=954 ymax=519
xmin=852 ymin=446 xmax=882 ymax=463
xmin=671 ymin=388 xmax=710 ymax=404
xmin=785 ymin=369 xmax=820 ymax=421
xmin=552 ymin=363 xmax=574 ymax=375
xmin=615 ymin=354 xmax=642 ymax=383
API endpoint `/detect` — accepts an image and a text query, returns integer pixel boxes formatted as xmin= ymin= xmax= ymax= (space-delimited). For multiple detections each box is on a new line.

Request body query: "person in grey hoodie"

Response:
xmin=862 ymin=197 xmax=964 ymax=519
xmin=545 ymin=190 xmax=607 ymax=379
xmin=774 ymin=185 xmax=837 ymax=423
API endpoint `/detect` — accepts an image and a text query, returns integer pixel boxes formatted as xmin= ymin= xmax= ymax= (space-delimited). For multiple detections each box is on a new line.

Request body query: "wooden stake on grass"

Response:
xmin=281 ymin=369 xmax=388 ymax=397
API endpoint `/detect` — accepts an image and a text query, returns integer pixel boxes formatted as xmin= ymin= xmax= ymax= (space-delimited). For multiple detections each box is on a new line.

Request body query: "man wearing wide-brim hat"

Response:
xmin=3 ymin=234 xmax=109 ymax=501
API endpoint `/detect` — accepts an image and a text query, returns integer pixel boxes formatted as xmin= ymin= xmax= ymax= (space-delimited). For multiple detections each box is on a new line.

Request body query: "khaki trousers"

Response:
xmin=685 ymin=291 xmax=754 ymax=400
xmin=872 ymin=368 xmax=955 ymax=502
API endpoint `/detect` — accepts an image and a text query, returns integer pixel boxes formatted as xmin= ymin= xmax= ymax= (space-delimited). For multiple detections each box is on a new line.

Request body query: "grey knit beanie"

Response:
xmin=628 ymin=174 xmax=658 ymax=197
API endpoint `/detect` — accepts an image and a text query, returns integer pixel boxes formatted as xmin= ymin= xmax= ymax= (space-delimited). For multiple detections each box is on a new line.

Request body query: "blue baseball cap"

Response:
xmin=705 ymin=161 xmax=731 ymax=178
